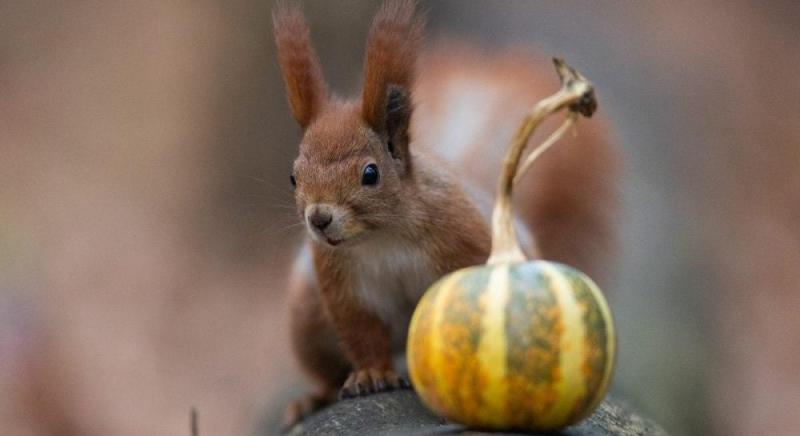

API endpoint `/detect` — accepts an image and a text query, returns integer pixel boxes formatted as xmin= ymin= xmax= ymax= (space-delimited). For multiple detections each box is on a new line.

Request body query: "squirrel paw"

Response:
xmin=339 ymin=368 xmax=411 ymax=399
xmin=282 ymin=392 xmax=334 ymax=431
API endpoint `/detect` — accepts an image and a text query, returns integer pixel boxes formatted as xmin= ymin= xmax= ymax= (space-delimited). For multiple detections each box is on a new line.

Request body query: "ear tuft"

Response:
xmin=385 ymin=85 xmax=411 ymax=160
xmin=361 ymin=0 xmax=424 ymax=131
xmin=273 ymin=2 xmax=328 ymax=128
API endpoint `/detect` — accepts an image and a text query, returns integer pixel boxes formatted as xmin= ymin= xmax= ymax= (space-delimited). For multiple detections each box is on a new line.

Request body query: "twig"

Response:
xmin=190 ymin=407 xmax=199 ymax=436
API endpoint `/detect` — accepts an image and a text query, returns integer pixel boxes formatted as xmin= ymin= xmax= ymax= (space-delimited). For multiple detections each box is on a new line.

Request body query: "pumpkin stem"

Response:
xmin=513 ymin=112 xmax=577 ymax=185
xmin=487 ymin=58 xmax=597 ymax=265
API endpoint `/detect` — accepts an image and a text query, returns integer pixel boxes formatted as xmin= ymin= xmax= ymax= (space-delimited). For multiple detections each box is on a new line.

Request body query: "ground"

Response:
xmin=264 ymin=390 xmax=667 ymax=435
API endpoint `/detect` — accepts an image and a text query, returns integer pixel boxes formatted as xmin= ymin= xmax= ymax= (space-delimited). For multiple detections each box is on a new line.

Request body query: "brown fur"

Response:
xmin=312 ymin=242 xmax=394 ymax=371
xmin=273 ymin=2 xmax=327 ymax=128
xmin=516 ymin=116 xmax=617 ymax=281
xmin=273 ymin=0 xmax=617 ymax=427
xmin=361 ymin=0 xmax=424 ymax=131
xmin=412 ymin=44 xmax=618 ymax=280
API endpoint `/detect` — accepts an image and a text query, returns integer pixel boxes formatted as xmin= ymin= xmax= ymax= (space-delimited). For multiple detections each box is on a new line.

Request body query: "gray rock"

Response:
xmin=278 ymin=390 xmax=667 ymax=436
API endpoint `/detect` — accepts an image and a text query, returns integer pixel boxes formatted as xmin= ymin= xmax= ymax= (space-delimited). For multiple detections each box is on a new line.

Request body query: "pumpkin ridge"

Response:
xmin=504 ymin=263 xmax=557 ymax=427
xmin=407 ymin=273 xmax=439 ymax=408
xmin=476 ymin=265 xmax=511 ymax=425
xmin=581 ymin=276 xmax=615 ymax=417
xmin=428 ymin=271 xmax=463 ymax=416
xmin=447 ymin=270 xmax=490 ymax=421
xmin=539 ymin=263 xmax=588 ymax=428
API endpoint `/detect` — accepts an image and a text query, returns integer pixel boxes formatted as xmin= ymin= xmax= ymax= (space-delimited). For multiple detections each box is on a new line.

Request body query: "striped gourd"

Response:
xmin=406 ymin=59 xmax=616 ymax=431
xmin=407 ymin=261 xmax=614 ymax=430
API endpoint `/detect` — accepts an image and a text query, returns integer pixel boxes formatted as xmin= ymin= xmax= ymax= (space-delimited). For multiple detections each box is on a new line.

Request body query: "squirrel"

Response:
xmin=273 ymin=0 xmax=617 ymax=427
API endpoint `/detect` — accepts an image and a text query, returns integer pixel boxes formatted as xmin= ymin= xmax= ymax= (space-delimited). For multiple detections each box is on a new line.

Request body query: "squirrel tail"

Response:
xmin=516 ymin=118 xmax=620 ymax=282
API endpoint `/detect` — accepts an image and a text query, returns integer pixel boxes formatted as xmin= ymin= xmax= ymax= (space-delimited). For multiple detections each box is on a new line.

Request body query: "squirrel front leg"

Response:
xmin=315 ymin=253 xmax=409 ymax=397
xmin=321 ymin=283 xmax=411 ymax=397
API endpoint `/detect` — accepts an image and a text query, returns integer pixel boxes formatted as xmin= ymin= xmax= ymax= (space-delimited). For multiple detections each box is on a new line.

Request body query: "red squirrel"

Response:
xmin=273 ymin=0 xmax=617 ymax=426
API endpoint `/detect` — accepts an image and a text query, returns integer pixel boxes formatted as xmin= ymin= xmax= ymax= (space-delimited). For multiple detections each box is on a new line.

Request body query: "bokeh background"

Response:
xmin=1 ymin=1 xmax=798 ymax=435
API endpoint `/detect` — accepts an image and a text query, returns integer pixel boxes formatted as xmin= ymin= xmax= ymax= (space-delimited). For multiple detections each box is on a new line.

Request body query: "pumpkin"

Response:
xmin=406 ymin=59 xmax=616 ymax=431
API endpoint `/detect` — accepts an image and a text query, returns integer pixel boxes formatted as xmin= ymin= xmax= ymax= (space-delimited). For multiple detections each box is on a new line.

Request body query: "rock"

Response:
xmin=275 ymin=390 xmax=668 ymax=435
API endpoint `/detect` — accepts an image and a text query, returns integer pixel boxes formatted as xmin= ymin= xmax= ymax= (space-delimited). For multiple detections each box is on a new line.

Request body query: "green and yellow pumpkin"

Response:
xmin=407 ymin=261 xmax=614 ymax=430
xmin=407 ymin=59 xmax=615 ymax=431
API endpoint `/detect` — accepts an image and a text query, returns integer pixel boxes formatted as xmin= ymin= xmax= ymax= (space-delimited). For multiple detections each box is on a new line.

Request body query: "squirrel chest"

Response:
xmin=347 ymin=238 xmax=437 ymax=344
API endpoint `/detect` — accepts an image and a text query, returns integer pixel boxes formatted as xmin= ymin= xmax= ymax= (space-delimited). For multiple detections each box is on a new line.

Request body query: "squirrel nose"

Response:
xmin=308 ymin=211 xmax=332 ymax=231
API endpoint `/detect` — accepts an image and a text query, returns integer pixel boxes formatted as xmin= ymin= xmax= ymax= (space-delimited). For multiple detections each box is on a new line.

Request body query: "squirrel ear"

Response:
xmin=273 ymin=3 xmax=328 ymax=129
xmin=385 ymin=84 xmax=412 ymax=161
xmin=361 ymin=0 xmax=423 ymax=132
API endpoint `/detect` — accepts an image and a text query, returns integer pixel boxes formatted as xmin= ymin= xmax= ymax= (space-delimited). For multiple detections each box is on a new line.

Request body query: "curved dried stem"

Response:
xmin=487 ymin=58 xmax=597 ymax=265
xmin=513 ymin=112 xmax=577 ymax=185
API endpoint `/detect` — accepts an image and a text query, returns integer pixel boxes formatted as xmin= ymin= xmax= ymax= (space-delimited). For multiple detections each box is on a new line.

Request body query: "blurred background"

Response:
xmin=1 ymin=1 xmax=798 ymax=435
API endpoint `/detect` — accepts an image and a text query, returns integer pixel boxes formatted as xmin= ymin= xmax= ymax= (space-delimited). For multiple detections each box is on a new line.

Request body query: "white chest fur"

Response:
xmin=348 ymin=237 xmax=436 ymax=345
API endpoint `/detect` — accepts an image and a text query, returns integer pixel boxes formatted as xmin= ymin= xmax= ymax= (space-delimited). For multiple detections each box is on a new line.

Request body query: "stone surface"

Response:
xmin=274 ymin=390 xmax=667 ymax=435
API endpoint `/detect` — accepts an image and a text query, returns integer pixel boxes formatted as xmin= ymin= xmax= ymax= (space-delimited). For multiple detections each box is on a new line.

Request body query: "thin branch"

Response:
xmin=190 ymin=407 xmax=198 ymax=436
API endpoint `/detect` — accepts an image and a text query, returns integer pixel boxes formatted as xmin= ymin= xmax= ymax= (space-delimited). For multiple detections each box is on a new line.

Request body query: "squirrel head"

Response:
xmin=273 ymin=1 xmax=423 ymax=248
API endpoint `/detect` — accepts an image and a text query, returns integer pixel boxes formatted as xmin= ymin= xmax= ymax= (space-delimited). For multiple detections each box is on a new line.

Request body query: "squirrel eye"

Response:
xmin=361 ymin=163 xmax=379 ymax=186
xmin=290 ymin=173 xmax=296 ymax=188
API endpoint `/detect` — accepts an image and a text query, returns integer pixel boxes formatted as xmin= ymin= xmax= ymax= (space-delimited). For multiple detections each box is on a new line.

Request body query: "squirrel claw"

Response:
xmin=339 ymin=369 xmax=410 ymax=399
